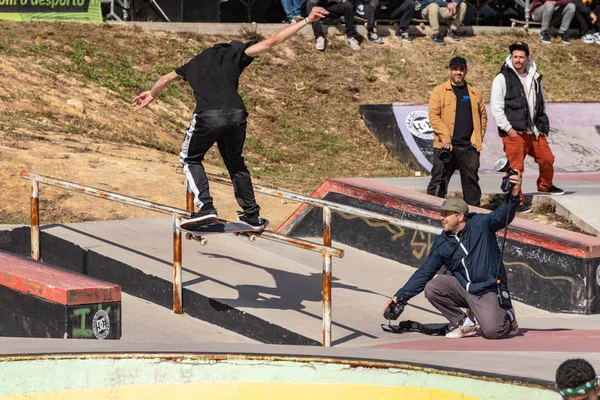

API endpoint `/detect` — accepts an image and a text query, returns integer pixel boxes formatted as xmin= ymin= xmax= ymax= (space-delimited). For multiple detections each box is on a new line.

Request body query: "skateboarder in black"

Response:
xmin=131 ymin=7 xmax=328 ymax=230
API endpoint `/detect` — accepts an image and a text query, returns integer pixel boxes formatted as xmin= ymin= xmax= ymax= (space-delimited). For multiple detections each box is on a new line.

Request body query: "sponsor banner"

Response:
xmin=0 ymin=0 xmax=102 ymax=22
xmin=392 ymin=102 xmax=600 ymax=173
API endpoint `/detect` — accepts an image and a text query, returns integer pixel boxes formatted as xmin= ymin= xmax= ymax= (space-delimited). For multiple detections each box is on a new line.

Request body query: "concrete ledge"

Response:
xmin=0 ymin=251 xmax=122 ymax=339
xmin=278 ymin=178 xmax=600 ymax=314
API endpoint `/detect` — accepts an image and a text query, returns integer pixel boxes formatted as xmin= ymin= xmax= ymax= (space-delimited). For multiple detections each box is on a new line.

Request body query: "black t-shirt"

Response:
xmin=175 ymin=40 xmax=258 ymax=113
xmin=451 ymin=84 xmax=474 ymax=149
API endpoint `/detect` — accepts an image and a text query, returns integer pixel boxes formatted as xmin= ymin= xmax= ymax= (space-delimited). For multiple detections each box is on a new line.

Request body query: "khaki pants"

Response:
xmin=422 ymin=2 xmax=467 ymax=35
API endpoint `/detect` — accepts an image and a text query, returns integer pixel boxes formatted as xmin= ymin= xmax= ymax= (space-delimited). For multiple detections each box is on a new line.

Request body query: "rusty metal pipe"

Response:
xmin=173 ymin=215 xmax=183 ymax=314
xmin=186 ymin=183 xmax=194 ymax=213
xmin=205 ymin=173 xmax=441 ymax=236
xmin=21 ymin=171 xmax=189 ymax=217
xmin=256 ymin=230 xmax=343 ymax=258
xmin=30 ymin=179 xmax=40 ymax=261
xmin=322 ymin=206 xmax=332 ymax=347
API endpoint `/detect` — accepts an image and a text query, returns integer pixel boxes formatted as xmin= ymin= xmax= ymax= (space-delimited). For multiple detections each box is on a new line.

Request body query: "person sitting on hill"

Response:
xmin=307 ymin=0 xmax=362 ymax=51
xmin=359 ymin=0 xmax=415 ymax=43
xmin=573 ymin=0 xmax=600 ymax=43
xmin=420 ymin=0 xmax=467 ymax=45
xmin=531 ymin=0 xmax=576 ymax=44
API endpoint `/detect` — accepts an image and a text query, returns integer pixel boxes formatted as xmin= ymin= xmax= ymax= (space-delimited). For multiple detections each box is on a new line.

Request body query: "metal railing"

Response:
xmin=22 ymin=170 xmax=441 ymax=347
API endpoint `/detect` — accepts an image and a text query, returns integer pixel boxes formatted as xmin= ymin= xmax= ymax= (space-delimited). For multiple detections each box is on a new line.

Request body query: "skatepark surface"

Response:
xmin=1 ymin=202 xmax=600 ymax=385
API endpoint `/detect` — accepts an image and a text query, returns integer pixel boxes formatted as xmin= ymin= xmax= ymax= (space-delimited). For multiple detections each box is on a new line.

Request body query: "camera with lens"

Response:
xmin=383 ymin=300 xmax=405 ymax=320
xmin=494 ymin=156 xmax=519 ymax=193
xmin=438 ymin=149 xmax=452 ymax=164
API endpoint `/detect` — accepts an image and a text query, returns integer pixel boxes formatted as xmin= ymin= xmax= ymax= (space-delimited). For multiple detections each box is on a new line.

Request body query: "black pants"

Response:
xmin=179 ymin=109 xmax=260 ymax=216
xmin=364 ymin=0 xmax=414 ymax=30
xmin=307 ymin=0 xmax=357 ymax=37
xmin=426 ymin=147 xmax=481 ymax=206
xmin=575 ymin=5 xmax=600 ymax=34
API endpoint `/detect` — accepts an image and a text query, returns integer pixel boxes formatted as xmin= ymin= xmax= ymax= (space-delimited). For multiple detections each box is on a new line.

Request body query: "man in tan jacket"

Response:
xmin=426 ymin=56 xmax=487 ymax=206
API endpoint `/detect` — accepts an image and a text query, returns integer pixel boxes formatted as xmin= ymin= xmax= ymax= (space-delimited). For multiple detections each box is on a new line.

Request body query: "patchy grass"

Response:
xmin=0 ymin=21 xmax=599 ymax=196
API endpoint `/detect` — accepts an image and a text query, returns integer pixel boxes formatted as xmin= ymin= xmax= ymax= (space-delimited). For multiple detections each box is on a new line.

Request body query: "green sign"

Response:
xmin=0 ymin=0 xmax=102 ymax=22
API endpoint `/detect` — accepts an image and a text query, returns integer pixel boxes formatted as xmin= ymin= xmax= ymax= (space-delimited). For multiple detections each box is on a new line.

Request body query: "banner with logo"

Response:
xmin=0 ymin=0 xmax=102 ymax=22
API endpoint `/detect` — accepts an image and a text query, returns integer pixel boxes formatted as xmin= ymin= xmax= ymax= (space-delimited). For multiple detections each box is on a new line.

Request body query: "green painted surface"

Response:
xmin=0 ymin=355 xmax=556 ymax=400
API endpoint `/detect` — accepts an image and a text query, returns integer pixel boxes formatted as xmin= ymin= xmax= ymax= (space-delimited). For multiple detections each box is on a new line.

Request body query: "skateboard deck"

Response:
xmin=510 ymin=18 xmax=541 ymax=30
xmin=180 ymin=219 xmax=270 ymax=245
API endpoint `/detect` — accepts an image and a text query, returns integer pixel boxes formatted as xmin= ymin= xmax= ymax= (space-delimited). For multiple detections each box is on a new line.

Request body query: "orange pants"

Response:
xmin=502 ymin=133 xmax=555 ymax=205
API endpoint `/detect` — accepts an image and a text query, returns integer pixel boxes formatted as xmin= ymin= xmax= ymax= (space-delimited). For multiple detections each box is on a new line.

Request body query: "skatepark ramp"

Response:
xmin=278 ymin=178 xmax=600 ymax=314
xmin=0 ymin=353 xmax=556 ymax=399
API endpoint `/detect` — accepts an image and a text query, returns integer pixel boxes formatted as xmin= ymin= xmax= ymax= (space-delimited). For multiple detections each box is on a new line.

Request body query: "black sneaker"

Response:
xmin=368 ymin=30 xmax=384 ymax=44
xmin=557 ymin=31 xmax=571 ymax=44
xmin=431 ymin=34 xmax=445 ymax=45
xmin=545 ymin=185 xmax=565 ymax=195
xmin=237 ymin=214 xmax=268 ymax=230
xmin=447 ymin=28 xmax=460 ymax=41
xmin=395 ymin=30 xmax=413 ymax=43
xmin=182 ymin=205 xmax=218 ymax=230
xmin=516 ymin=205 xmax=532 ymax=214
xmin=539 ymin=30 xmax=552 ymax=44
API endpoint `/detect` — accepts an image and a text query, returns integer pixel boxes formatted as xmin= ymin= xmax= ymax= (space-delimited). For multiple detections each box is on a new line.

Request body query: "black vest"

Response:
xmin=497 ymin=63 xmax=549 ymax=136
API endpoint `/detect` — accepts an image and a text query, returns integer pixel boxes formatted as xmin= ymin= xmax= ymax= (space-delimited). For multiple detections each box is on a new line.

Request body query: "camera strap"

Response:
xmin=381 ymin=320 xmax=448 ymax=336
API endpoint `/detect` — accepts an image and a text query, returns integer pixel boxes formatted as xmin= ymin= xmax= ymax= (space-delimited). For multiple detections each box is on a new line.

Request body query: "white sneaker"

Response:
xmin=346 ymin=36 xmax=361 ymax=50
xmin=581 ymin=33 xmax=595 ymax=44
xmin=356 ymin=4 xmax=366 ymax=16
xmin=368 ymin=31 xmax=384 ymax=44
xmin=315 ymin=36 xmax=326 ymax=51
xmin=445 ymin=321 xmax=478 ymax=339
xmin=594 ymin=32 xmax=600 ymax=44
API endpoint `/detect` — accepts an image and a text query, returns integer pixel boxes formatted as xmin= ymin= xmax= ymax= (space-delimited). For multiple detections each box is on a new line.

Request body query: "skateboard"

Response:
xmin=510 ymin=18 xmax=541 ymax=31
xmin=180 ymin=219 xmax=270 ymax=246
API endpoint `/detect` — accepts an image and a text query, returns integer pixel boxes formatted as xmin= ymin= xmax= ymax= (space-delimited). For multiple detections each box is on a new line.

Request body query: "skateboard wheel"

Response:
xmin=200 ymin=238 xmax=207 ymax=246
xmin=249 ymin=235 xmax=256 ymax=242
xmin=185 ymin=233 xmax=192 ymax=240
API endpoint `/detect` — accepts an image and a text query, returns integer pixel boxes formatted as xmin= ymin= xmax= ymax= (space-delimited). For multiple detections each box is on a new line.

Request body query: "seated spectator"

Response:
xmin=281 ymin=0 xmax=304 ymax=23
xmin=531 ymin=0 xmax=576 ymax=44
xmin=556 ymin=359 xmax=600 ymax=399
xmin=573 ymin=0 xmax=600 ymax=43
xmin=421 ymin=0 xmax=467 ymax=45
xmin=361 ymin=0 xmax=416 ymax=43
xmin=307 ymin=0 xmax=361 ymax=51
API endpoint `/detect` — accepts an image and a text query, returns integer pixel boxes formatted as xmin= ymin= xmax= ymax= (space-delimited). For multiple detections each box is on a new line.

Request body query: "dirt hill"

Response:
xmin=1 ymin=21 xmax=598 ymax=229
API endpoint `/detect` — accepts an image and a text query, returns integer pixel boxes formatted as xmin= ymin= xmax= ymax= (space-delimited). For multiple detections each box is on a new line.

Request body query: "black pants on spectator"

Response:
xmin=388 ymin=0 xmax=416 ymax=31
xmin=574 ymin=5 xmax=600 ymax=34
xmin=307 ymin=0 xmax=357 ymax=37
xmin=180 ymin=109 xmax=260 ymax=216
xmin=426 ymin=147 xmax=481 ymax=207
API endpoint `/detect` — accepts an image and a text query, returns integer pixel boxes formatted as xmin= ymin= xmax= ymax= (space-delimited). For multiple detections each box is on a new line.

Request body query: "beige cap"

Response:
xmin=439 ymin=197 xmax=469 ymax=214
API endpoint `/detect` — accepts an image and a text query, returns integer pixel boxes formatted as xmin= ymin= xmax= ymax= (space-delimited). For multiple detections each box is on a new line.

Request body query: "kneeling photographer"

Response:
xmin=426 ymin=56 xmax=487 ymax=207
xmin=384 ymin=171 xmax=522 ymax=339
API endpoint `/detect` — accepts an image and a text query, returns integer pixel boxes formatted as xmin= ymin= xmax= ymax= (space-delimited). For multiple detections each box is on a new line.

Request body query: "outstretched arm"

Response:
xmin=244 ymin=7 xmax=329 ymax=57
xmin=131 ymin=71 xmax=183 ymax=112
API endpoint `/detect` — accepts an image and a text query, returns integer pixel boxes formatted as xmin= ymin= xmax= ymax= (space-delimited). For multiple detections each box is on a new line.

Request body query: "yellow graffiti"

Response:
xmin=410 ymin=230 xmax=434 ymax=259
xmin=504 ymin=261 xmax=575 ymax=284
xmin=0 ymin=382 xmax=481 ymax=400
xmin=335 ymin=212 xmax=406 ymax=241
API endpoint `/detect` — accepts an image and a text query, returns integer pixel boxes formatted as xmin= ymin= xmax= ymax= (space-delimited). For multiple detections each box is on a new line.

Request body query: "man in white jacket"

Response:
xmin=490 ymin=41 xmax=564 ymax=214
